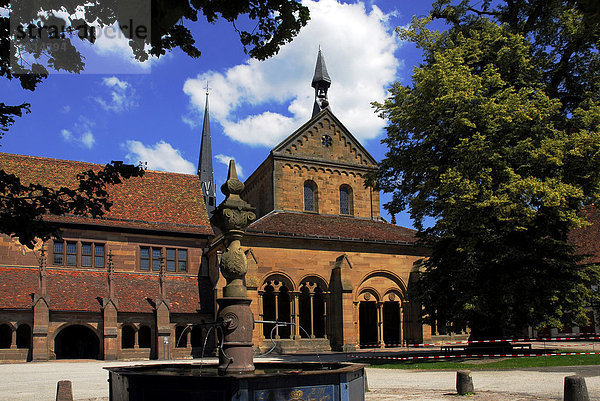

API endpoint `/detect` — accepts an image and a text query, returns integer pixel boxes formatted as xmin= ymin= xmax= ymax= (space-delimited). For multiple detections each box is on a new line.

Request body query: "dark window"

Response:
xmin=121 ymin=325 xmax=135 ymax=349
xmin=304 ymin=181 xmax=317 ymax=212
xmin=152 ymin=248 xmax=162 ymax=271
xmin=53 ymin=242 xmax=64 ymax=265
xmin=16 ymin=324 xmax=31 ymax=349
xmin=166 ymin=249 xmax=176 ymax=272
xmin=340 ymin=185 xmax=353 ymax=215
xmin=0 ymin=324 xmax=11 ymax=348
xmin=138 ymin=326 xmax=151 ymax=348
xmin=178 ymin=249 xmax=187 ymax=272
xmin=95 ymin=244 xmax=105 ymax=268
xmin=66 ymin=242 xmax=77 ymax=266
xmin=141 ymin=247 xmax=187 ymax=272
xmin=82 ymin=243 xmax=92 ymax=267
xmin=54 ymin=241 xmax=105 ymax=268
xmin=191 ymin=325 xmax=203 ymax=348
xmin=140 ymin=247 xmax=150 ymax=270
xmin=175 ymin=326 xmax=188 ymax=348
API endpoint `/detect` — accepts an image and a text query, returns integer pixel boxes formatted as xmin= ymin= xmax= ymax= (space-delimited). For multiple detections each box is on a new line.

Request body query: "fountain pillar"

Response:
xmin=210 ymin=160 xmax=256 ymax=374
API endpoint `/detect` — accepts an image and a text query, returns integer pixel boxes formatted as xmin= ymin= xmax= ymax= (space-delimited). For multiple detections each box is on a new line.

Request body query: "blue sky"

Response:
xmin=2 ymin=0 xmax=436 ymax=229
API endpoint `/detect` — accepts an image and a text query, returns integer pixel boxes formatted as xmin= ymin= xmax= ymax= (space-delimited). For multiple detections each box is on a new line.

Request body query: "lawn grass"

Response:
xmin=356 ymin=353 xmax=600 ymax=370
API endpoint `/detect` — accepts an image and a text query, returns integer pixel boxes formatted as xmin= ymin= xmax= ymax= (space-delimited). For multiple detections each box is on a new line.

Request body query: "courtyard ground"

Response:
xmin=0 ymin=349 xmax=598 ymax=400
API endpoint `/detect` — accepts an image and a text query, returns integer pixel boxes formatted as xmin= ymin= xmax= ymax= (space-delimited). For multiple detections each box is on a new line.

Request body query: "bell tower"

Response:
xmin=311 ymin=47 xmax=332 ymax=117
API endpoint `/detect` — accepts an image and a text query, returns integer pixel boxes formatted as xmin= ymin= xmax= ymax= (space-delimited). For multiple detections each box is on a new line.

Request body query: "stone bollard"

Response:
xmin=456 ymin=370 xmax=474 ymax=395
xmin=56 ymin=380 xmax=73 ymax=401
xmin=564 ymin=375 xmax=590 ymax=401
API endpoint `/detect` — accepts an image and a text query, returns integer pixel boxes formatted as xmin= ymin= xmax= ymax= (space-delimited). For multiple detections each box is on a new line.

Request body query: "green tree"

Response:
xmin=373 ymin=0 xmax=600 ymax=338
xmin=0 ymin=0 xmax=308 ymax=248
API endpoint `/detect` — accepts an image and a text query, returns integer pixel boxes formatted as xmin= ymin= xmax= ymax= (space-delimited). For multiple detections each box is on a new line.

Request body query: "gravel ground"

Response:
xmin=0 ymin=358 xmax=598 ymax=400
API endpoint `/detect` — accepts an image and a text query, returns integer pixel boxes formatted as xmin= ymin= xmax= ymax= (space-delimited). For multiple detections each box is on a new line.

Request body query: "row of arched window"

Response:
xmin=260 ymin=277 xmax=328 ymax=340
xmin=0 ymin=323 xmax=31 ymax=349
xmin=304 ymin=181 xmax=354 ymax=215
xmin=120 ymin=324 xmax=209 ymax=349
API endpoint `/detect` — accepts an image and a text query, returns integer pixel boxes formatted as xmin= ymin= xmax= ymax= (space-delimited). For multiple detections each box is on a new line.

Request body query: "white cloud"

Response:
xmin=61 ymin=105 xmax=71 ymax=114
xmin=124 ymin=140 xmax=196 ymax=174
xmin=215 ymin=154 xmax=244 ymax=178
xmin=81 ymin=131 xmax=95 ymax=149
xmin=96 ymin=76 xmax=137 ymax=113
xmin=183 ymin=0 xmax=402 ymax=147
xmin=61 ymin=129 xmax=73 ymax=140
xmin=60 ymin=125 xmax=95 ymax=149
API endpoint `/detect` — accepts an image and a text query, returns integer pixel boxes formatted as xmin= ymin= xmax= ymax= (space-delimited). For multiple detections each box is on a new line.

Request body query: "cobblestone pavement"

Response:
xmin=0 ymin=357 xmax=598 ymax=400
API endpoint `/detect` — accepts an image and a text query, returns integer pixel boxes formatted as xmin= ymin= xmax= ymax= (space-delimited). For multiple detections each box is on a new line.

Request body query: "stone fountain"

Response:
xmin=105 ymin=161 xmax=365 ymax=401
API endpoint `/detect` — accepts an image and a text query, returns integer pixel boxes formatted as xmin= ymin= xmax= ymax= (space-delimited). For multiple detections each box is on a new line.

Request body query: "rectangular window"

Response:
xmin=82 ymin=243 xmax=92 ymax=267
xmin=140 ymin=246 xmax=188 ymax=272
xmin=140 ymin=247 xmax=150 ymax=271
xmin=66 ymin=242 xmax=77 ymax=266
xmin=166 ymin=248 xmax=176 ymax=272
xmin=152 ymin=248 xmax=162 ymax=271
xmin=53 ymin=242 xmax=63 ymax=265
xmin=178 ymin=249 xmax=187 ymax=272
xmin=94 ymin=244 xmax=105 ymax=268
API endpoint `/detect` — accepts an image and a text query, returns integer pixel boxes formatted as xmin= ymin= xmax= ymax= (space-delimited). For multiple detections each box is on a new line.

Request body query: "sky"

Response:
xmin=2 ymin=0 xmax=437 ymax=229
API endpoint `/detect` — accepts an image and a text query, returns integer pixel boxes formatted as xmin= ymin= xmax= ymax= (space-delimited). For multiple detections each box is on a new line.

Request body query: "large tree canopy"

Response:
xmin=373 ymin=0 xmax=600 ymax=337
xmin=0 ymin=0 xmax=309 ymax=248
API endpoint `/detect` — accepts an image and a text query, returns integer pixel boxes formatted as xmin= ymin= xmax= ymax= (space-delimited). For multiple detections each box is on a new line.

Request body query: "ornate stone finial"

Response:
xmin=107 ymin=251 xmax=115 ymax=299
xmin=38 ymin=246 xmax=47 ymax=297
xmin=211 ymin=160 xmax=256 ymax=297
xmin=158 ymin=255 xmax=167 ymax=300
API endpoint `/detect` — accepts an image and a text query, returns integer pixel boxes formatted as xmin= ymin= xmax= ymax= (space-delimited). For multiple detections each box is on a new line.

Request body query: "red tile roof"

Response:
xmin=570 ymin=206 xmax=600 ymax=264
xmin=0 ymin=266 xmax=213 ymax=313
xmin=247 ymin=211 xmax=417 ymax=244
xmin=0 ymin=153 xmax=213 ymax=235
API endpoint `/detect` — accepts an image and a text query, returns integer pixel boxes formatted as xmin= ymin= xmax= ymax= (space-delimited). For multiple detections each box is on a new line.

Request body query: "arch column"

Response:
xmin=293 ymin=292 xmax=300 ymax=340
xmin=377 ymin=302 xmax=384 ymax=348
xmin=10 ymin=328 xmax=16 ymax=349
xmin=134 ymin=328 xmax=139 ymax=349
xmin=257 ymin=291 xmax=264 ymax=341
xmin=323 ymin=293 xmax=328 ymax=339
xmin=309 ymin=293 xmax=315 ymax=338
xmin=274 ymin=291 xmax=280 ymax=339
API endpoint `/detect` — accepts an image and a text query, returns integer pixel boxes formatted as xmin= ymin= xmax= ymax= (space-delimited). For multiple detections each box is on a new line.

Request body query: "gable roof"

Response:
xmin=271 ymin=108 xmax=378 ymax=167
xmin=247 ymin=210 xmax=417 ymax=244
xmin=0 ymin=266 xmax=213 ymax=313
xmin=0 ymin=153 xmax=213 ymax=235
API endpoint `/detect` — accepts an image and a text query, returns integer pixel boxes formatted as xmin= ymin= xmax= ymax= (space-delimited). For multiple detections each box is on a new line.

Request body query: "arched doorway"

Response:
xmin=54 ymin=325 xmax=100 ymax=359
xmin=358 ymin=292 xmax=378 ymax=348
xmin=298 ymin=277 xmax=328 ymax=339
xmin=382 ymin=293 xmax=401 ymax=347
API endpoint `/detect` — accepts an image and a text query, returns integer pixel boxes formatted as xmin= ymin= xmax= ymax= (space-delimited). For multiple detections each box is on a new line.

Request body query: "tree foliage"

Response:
xmin=373 ymin=0 xmax=600 ymax=337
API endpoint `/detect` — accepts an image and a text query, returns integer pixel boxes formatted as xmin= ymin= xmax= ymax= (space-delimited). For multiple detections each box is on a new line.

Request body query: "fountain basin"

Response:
xmin=106 ymin=361 xmax=366 ymax=401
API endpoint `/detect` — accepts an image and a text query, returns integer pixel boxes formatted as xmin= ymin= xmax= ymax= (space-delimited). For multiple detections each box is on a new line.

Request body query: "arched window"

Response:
xmin=339 ymin=185 xmax=353 ymax=215
xmin=0 ymin=324 xmax=11 ymax=348
xmin=261 ymin=277 xmax=293 ymax=340
xmin=298 ymin=278 xmax=328 ymax=339
xmin=304 ymin=181 xmax=318 ymax=212
xmin=175 ymin=325 xmax=188 ymax=348
xmin=16 ymin=324 xmax=31 ymax=349
xmin=121 ymin=325 xmax=135 ymax=349
xmin=138 ymin=325 xmax=151 ymax=348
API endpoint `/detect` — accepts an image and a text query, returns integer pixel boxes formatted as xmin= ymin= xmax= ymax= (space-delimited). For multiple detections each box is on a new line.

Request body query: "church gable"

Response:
xmin=272 ymin=109 xmax=377 ymax=167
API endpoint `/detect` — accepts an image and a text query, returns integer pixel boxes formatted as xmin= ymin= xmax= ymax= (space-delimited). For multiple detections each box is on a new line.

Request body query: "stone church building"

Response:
xmin=0 ymin=50 xmax=436 ymax=362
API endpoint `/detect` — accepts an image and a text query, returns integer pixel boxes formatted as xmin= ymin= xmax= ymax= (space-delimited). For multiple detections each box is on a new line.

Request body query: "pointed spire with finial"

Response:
xmin=198 ymin=81 xmax=217 ymax=216
xmin=107 ymin=251 xmax=115 ymax=299
xmin=158 ymin=255 xmax=167 ymax=300
xmin=311 ymin=46 xmax=332 ymax=117
xmin=38 ymin=246 xmax=47 ymax=297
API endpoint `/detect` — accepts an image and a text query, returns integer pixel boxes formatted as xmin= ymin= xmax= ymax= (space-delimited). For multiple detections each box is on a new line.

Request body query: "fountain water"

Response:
xmin=105 ymin=161 xmax=365 ymax=401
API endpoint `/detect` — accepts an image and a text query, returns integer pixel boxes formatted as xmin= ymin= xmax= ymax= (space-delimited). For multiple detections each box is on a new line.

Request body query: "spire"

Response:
xmin=198 ymin=83 xmax=217 ymax=216
xmin=38 ymin=246 xmax=47 ymax=297
xmin=107 ymin=251 xmax=115 ymax=300
xmin=311 ymin=47 xmax=331 ymax=117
